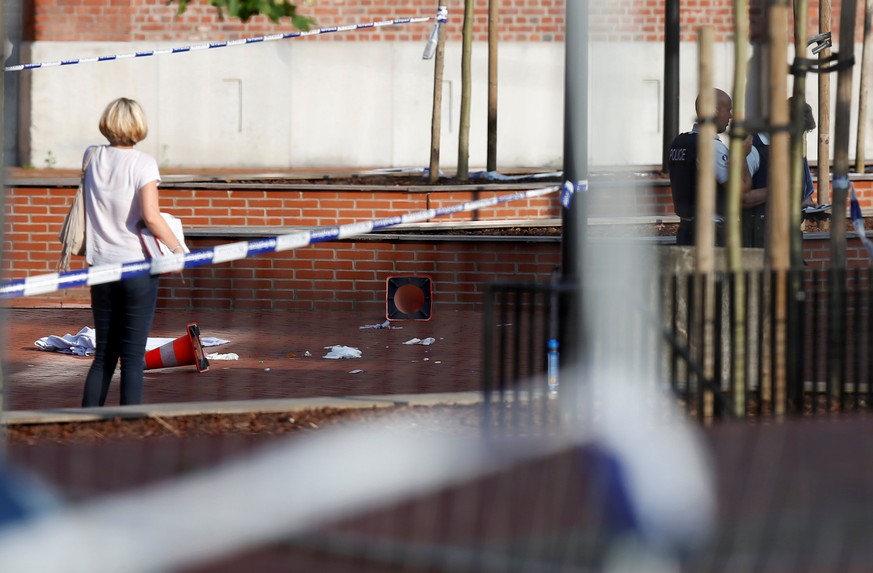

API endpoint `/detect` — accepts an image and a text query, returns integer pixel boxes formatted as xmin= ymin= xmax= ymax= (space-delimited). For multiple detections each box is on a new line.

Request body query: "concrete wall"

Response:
xmin=14 ymin=39 xmax=873 ymax=170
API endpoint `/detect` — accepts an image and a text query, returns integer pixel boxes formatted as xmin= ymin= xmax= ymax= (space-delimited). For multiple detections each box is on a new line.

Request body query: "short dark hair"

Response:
xmin=788 ymin=97 xmax=816 ymax=132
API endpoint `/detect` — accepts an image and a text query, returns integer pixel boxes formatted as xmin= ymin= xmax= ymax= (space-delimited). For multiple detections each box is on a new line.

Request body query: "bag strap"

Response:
xmin=81 ymin=145 xmax=97 ymax=175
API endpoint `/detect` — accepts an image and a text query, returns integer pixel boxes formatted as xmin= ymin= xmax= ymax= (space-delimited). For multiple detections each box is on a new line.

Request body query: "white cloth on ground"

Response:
xmin=34 ymin=327 xmax=230 ymax=357
xmin=322 ymin=345 xmax=362 ymax=359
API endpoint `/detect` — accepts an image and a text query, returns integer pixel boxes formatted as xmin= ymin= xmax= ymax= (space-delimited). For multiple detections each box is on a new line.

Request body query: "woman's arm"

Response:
xmin=140 ymin=180 xmax=184 ymax=253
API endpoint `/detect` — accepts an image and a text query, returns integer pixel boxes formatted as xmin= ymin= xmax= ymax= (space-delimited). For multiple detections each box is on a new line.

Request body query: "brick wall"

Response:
xmin=4 ymin=177 xmax=873 ymax=311
xmin=25 ymin=0 xmax=863 ymax=44
xmin=1 ymin=182 xmax=562 ymax=308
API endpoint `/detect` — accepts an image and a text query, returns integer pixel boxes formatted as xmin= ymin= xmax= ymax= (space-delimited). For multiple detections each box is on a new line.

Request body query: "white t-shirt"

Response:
xmin=692 ymin=124 xmax=759 ymax=183
xmin=83 ymin=145 xmax=161 ymax=266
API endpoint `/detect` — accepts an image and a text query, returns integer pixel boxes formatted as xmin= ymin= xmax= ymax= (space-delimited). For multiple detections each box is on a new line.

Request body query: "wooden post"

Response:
xmin=768 ymin=2 xmax=791 ymax=417
xmin=457 ymin=0 xmax=474 ymax=181
xmin=829 ymin=0 xmax=859 ymax=403
xmin=790 ymin=0 xmax=809 ymax=269
xmin=696 ymin=28 xmax=716 ymax=421
xmin=818 ymin=0 xmax=832 ymax=208
xmin=728 ymin=0 xmax=750 ymax=417
xmin=696 ymin=29 xmax=716 ymax=266
xmin=788 ymin=0 xmax=810 ymax=413
xmin=768 ymin=3 xmax=791 ymax=272
xmin=856 ymin=0 xmax=873 ymax=174
xmin=428 ymin=3 xmax=447 ymax=185
xmin=487 ymin=0 xmax=498 ymax=172
xmin=727 ymin=5 xmax=748 ymax=268
xmin=832 ymin=0 xmax=858 ymax=269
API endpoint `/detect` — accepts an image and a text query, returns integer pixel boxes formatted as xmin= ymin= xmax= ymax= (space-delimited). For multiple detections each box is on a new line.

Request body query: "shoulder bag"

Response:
xmin=57 ymin=146 xmax=97 ymax=271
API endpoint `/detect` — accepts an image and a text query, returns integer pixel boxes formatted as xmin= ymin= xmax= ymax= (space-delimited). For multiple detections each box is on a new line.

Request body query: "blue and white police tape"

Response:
xmin=0 ymin=185 xmax=558 ymax=299
xmin=4 ymin=6 xmax=448 ymax=72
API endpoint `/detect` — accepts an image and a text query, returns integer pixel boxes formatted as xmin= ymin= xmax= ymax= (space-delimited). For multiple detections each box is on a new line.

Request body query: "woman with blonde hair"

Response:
xmin=81 ymin=97 xmax=184 ymax=407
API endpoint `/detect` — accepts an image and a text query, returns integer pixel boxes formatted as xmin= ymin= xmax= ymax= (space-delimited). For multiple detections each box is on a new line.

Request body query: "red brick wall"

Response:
xmin=1 ymin=183 xmax=562 ymax=308
xmin=4 ymin=179 xmax=872 ymax=310
xmin=155 ymin=238 xmax=561 ymax=312
xmin=25 ymin=0 xmax=863 ymax=44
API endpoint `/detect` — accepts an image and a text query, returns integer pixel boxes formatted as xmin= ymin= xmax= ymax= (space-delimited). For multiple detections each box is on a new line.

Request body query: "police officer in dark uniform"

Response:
xmin=742 ymin=134 xmax=769 ymax=248
xmin=742 ymin=97 xmax=817 ymax=249
xmin=668 ymin=88 xmax=741 ymax=247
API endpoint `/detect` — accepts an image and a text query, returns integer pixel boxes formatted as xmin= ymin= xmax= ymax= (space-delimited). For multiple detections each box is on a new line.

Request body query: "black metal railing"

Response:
xmin=483 ymin=267 xmax=873 ymax=423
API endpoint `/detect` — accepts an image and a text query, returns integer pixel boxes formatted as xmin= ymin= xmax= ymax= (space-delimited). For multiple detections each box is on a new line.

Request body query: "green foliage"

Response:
xmin=168 ymin=0 xmax=316 ymax=27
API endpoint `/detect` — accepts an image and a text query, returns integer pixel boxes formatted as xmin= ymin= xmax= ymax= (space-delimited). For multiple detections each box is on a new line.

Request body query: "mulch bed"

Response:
xmin=3 ymin=404 xmax=489 ymax=446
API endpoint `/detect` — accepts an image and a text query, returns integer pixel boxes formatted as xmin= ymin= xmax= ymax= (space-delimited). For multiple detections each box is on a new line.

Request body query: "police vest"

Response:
xmin=668 ymin=131 xmax=699 ymax=219
xmin=751 ymin=134 xmax=769 ymax=190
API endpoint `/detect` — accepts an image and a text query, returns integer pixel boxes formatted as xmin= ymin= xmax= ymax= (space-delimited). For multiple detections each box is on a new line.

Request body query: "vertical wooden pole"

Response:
xmin=818 ymin=0 xmax=833 ymax=208
xmin=788 ymin=0 xmax=810 ymax=413
xmin=457 ymin=0 xmax=474 ymax=181
xmin=768 ymin=2 xmax=791 ymax=417
xmin=791 ymin=0 xmax=809 ymax=269
xmin=768 ymin=3 xmax=792 ymax=272
xmin=428 ymin=3 xmax=447 ymax=185
xmin=696 ymin=30 xmax=716 ymax=265
xmin=487 ymin=0 xmax=498 ymax=172
xmin=832 ymin=0 xmax=858 ymax=269
xmin=697 ymin=28 xmax=716 ymax=421
xmin=829 ymin=0 xmax=858 ymax=402
xmin=729 ymin=0 xmax=750 ymax=416
xmin=856 ymin=0 xmax=873 ymax=173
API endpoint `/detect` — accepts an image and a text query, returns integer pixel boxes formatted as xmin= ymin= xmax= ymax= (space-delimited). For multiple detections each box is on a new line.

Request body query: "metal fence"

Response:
xmin=483 ymin=267 xmax=873 ymax=422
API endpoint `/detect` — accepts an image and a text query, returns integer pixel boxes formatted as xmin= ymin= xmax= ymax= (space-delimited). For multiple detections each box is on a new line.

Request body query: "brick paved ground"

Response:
xmin=2 ymin=307 xmax=483 ymax=411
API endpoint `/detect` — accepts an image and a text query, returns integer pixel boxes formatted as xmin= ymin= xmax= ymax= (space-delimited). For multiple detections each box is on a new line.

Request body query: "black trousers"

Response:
xmin=82 ymin=273 xmax=160 ymax=407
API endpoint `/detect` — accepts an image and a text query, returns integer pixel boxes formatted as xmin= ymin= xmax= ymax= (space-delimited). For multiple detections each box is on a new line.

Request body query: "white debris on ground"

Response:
xmin=403 ymin=337 xmax=436 ymax=346
xmin=206 ymin=353 xmax=239 ymax=361
xmin=322 ymin=345 xmax=362 ymax=359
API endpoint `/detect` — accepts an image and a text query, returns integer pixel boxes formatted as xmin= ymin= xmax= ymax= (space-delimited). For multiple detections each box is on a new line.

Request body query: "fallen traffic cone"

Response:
xmin=144 ymin=323 xmax=209 ymax=372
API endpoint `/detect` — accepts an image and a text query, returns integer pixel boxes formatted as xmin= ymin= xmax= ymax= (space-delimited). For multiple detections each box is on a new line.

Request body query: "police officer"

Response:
xmin=668 ymin=88 xmax=754 ymax=246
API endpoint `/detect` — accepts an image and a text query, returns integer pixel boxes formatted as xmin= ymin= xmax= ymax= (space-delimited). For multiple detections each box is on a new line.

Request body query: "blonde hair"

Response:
xmin=99 ymin=98 xmax=148 ymax=146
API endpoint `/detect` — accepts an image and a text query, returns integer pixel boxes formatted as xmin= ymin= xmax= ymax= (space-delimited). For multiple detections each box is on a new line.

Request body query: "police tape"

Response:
xmin=4 ymin=7 xmax=449 ymax=72
xmin=0 ymin=185 xmax=559 ymax=299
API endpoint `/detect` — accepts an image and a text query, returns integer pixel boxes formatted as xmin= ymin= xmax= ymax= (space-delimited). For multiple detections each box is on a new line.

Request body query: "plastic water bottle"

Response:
xmin=422 ymin=24 xmax=440 ymax=60
xmin=547 ymin=339 xmax=559 ymax=394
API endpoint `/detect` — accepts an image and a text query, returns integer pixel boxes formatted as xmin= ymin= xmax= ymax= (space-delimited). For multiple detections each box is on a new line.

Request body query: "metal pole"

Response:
xmin=663 ymin=0 xmax=681 ymax=172
xmin=560 ymin=0 xmax=589 ymax=372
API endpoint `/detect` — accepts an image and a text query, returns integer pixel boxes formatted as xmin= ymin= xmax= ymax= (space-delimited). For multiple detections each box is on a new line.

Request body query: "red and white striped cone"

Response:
xmin=144 ymin=323 xmax=209 ymax=372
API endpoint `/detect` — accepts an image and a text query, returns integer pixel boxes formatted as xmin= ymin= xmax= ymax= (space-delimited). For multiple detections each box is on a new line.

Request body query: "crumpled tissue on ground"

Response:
xmin=323 ymin=345 xmax=362 ymax=359
xmin=206 ymin=353 xmax=239 ymax=360
xmin=403 ymin=337 xmax=436 ymax=346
